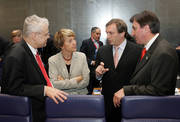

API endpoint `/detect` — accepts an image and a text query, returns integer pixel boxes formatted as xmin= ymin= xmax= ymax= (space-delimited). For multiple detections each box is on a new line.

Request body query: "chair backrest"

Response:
xmin=121 ymin=95 xmax=180 ymax=122
xmin=0 ymin=94 xmax=31 ymax=122
xmin=46 ymin=95 xmax=105 ymax=122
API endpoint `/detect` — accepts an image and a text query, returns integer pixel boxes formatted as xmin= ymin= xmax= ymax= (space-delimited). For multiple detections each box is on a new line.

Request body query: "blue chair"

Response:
xmin=121 ymin=95 xmax=180 ymax=122
xmin=46 ymin=95 xmax=105 ymax=122
xmin=0 ymin=94 xmax=31 ymax=122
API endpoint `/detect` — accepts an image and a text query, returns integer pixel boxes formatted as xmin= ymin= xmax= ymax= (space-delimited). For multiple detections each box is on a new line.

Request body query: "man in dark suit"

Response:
xmin=95 ymin=19 xmax=142 ymax=122
xmin=80 ymin=27 xmax=103 ymax=94
xmin=1 ymin=15 xmax=68 ymax=122
xmin=113 ymin=11 xmax=179 ymax=107
xmin=0 ymin=36 xmax=13 ymax=84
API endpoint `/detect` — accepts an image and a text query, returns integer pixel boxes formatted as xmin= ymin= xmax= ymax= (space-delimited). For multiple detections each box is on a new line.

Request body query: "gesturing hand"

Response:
xmin=95 ymin=62 xmax=109 ymax=76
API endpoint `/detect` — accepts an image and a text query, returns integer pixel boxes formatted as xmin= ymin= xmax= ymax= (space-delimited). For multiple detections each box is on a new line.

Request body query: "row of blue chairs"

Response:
xmin=1 ymin=93 xmax=180 ymax=122
xmin=0 ymin=94 xmax=105 ymax=122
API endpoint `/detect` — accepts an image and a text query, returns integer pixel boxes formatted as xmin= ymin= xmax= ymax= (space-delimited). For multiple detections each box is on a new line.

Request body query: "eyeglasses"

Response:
xmin=41 ymin=32 xmax=50 ymax=37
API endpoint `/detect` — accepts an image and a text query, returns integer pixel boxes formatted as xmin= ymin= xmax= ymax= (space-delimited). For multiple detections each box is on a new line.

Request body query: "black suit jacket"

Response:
xmin=80 ymin=38 xmax=103 ymax=67
xmin=124 ymin=35 xmax=179 ymax=96
xmin=96 ymin=41 xmax=142 ymax=96
xmin=1 ymin=40 xmax=47 ymax=122
xmin=95 ymin=40 xmax=142 ymax=121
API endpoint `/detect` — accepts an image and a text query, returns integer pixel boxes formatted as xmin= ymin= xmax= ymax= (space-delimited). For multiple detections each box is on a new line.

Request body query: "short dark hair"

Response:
xmin=106 ymin=19 xmax=127 ymax=33
xmin=91 ymin=27 xmax=99 ymax=33
xmin=106 ymin=18 xmax=134 ymax=40
xmin=130 ymin=10 xmax=160 ymax=34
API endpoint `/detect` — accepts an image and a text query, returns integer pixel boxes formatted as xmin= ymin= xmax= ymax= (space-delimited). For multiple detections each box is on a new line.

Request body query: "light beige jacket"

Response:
xmin=48 ymin=52 xmax=90 ymax=95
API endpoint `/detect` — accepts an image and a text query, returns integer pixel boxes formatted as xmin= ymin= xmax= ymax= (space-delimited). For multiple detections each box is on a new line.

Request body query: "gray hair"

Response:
xmin=23 ymin=14 xmax=49 ymax=37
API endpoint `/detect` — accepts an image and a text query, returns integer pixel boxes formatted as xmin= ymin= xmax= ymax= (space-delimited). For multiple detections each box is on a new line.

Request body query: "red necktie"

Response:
xmin=140 ymin=48 xmax=146 ymax=60
xmin=35 ymin=53 xmax=53 ymax=87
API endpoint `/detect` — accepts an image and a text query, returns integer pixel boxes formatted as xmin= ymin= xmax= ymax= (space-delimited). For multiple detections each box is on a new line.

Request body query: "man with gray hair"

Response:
xmin=1 ymin=15 xmax=68 ymax=122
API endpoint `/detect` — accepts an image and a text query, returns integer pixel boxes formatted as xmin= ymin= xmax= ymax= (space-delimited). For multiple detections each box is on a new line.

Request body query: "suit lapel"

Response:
xmin=69 ymin=52 xmax=77 ymax=75
xmin=115 ymin=41 xmax=130 ymax=69
xmin=89 ymin=38 xmax=96 ymax=51
xmin=59 ymin=52 xmax=69 ymax=77
xmin=131 ymin=35 xmax=162 ymax=78
xmin=106 ymin=45 xmax=115 ymax=69
xmin=132 ymin=52 xmax=151 ymax=77
xmin=22 ymin=40 xmax=45 ymax=82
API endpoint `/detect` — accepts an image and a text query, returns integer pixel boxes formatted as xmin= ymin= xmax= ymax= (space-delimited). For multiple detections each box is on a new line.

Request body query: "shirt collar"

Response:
xmin=113 ymin=39 xmax=127 ymax=51
xmin=26 ymin=42 xmax=38 ymax=55
xmin=145 ymin=33 xmax=159 ymax=50
xmin=91 ymin=37 xmax=99 ymax=42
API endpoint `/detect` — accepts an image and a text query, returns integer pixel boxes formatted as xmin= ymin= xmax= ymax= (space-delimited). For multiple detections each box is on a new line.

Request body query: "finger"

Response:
xmin=105 ymin=68 xmax=109 ymax=71
xmin=113 ymin=96 xmax=117 ymax=107
xmin=60 ymin=90 xmax=69 ymax=95
xmin=57 ymin=91 xmax=68 ymax=100
xmin=55 ymin=94 xmax=65 ymax=103
xmin=100 ymin=62 xmax=104 ymax=66
xmin=52 ymin=96 xmax=59 ymax=104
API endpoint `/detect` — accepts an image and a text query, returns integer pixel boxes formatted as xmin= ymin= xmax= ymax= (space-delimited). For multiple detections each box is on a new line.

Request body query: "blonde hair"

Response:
xmin=23 ymin=14 xmax=49 ymax=38
xmin=54 ymin=29 xmax=75 ymax=49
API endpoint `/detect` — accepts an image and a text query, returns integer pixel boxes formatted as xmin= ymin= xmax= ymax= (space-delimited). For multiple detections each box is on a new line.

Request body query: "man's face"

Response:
xmin=92 ymin=29 xmax=101 ymax=41
xmin=131 ymin=20 xmax=146 ymax=45
xmin=106 ymin=23 xmax=122 ymax=46
xmin=34 ymin=24 xmax=50 ymax=48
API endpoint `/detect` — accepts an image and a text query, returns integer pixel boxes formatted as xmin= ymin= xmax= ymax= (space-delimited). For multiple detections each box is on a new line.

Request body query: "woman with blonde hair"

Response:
xmin=48 ymin=29 xmax=90 ymax=95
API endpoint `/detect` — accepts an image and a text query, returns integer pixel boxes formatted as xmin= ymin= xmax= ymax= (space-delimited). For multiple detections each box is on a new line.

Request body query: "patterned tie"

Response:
xmin=114 ymin=47 xmax=119 ymax=68
xmin=140 ymin=48 xmax=146 ymax=60
xmin=35 ymin=53 xmax=53 ymax=87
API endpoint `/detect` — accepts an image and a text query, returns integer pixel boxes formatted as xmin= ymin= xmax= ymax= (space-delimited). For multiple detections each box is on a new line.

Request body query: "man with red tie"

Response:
xmin=113 ymin=10 xmax=179 ymax=107
xmin=1 ymin=15 xmax=68 ymax=122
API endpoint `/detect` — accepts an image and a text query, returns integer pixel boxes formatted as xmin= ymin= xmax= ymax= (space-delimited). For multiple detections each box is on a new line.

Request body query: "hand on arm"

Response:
xmin=75 ymin=75 xmax=83 ymax=83
xmin=45 ymin=86 xmax=68 ymax=104
xmin=57 ymin=75 xmax=64 ymax=80
xmin=113 ymin=88 xmax=125 ymax=108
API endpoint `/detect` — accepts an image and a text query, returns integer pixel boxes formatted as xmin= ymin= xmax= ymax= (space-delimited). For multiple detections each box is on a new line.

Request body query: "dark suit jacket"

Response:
xmin=0 ymin=36 xmax=13 ymax=60
xmin=1 ymin=40 xmax=47 ymax=122
xmin=124 ymin=35 xmax=179 ymax=96
xmin=80 ymin=38 xmax=103 ymax=67
xmin=95 ymin=40 xmax=142 ymax=121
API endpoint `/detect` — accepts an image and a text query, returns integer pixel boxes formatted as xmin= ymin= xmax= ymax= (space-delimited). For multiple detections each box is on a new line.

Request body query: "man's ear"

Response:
xmin=31 ymin=32 xmax=36 ymax=41
xmin=144 ymin=25 xmax=150 ymax=33
xmin=121 ymin=32 xmax=125 ymax=37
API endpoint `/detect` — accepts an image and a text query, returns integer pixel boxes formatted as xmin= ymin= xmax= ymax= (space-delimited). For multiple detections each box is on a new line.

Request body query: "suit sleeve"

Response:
xmin=124 ymin=52 xmax=178 ymax=95
xmin=80 ymin=40 xmax=92 ymax=65
xmin=3 ymin=56 xmax=44 ymax=97
xmin=77 ymin=54 xmax=90 ymax=89
xmin=48 ymin=59 xmax=79 ymax=89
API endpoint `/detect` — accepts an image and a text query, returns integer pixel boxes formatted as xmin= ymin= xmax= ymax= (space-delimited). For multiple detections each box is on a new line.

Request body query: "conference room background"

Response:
xmin=0 ymin=0 xmax=180 ymax=49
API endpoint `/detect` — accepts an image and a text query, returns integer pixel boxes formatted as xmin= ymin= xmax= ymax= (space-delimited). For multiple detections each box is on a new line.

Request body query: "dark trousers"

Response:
xmin=104 ymin=95 xmax=121 ymax=122
xmin=87 ymin=70 xmax=100 ymax=94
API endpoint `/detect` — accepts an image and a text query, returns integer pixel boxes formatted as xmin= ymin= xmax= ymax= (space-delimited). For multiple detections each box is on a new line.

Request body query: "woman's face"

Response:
xmin=62 ymin=36 xmax=77 ymax=52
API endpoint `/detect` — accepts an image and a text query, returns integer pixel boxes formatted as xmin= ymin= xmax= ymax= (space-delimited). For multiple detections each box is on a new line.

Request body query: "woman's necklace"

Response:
xmin=63 ymin=55 xmax=72 ymax=61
